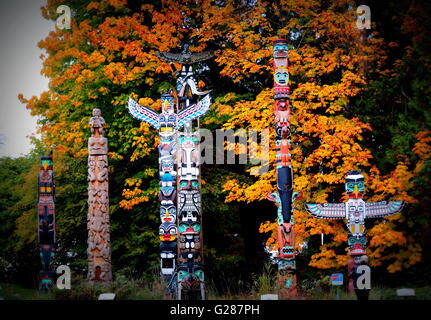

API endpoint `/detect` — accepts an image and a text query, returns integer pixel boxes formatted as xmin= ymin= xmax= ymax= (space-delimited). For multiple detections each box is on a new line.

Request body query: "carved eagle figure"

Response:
xmin=156 ymin=44 xmax=214 ymax=65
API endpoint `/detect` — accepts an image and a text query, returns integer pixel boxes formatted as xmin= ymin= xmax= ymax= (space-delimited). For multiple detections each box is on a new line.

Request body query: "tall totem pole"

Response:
xmin=304 ymin=170 xmax=404 ymax=293
xmin=158 ymin=47 xmax=213 ymax=300
xmin=128 ymin=48 xmax=212 ymax=299
xmin=87 ymin=108 xmax=112 ymax=283
xmin=267 ymin=39 xmax=297 ymax=299
xmin=38 ymin=151 xmax=57 ymax=291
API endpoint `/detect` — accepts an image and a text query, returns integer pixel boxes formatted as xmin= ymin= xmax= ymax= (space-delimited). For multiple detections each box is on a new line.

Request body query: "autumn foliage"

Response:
xmin=14 ymin=0 xmax=431 ymax=280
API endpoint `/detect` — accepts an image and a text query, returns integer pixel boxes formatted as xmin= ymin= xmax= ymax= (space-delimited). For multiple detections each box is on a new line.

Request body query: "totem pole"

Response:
xmin=127 ymin=54 xmax=212 ymax=299
xmin=87 ymin=108 xmax=112 ymax=283
xmin=38 ymin=151 xmax=57 ymax=291
xmin=158 ymin=46 xmax=213 ymax=300
xmin=267 ymin=39 xmax=297 ymax=299
xmin=304 ymin=170 xmax=404 ymax=293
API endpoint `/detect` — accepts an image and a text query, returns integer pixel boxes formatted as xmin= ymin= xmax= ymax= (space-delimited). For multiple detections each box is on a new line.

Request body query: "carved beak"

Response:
xmin=354 ymin=185 xmax=359 ymax=198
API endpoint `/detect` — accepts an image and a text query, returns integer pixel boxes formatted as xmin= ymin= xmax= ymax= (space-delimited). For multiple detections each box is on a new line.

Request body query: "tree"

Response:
xmin=12 ymin=0 xmax=430 ymax=290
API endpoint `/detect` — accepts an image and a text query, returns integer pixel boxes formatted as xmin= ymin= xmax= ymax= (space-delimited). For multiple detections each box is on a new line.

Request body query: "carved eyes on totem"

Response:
xmin=346 ymin=182 xmax=365 ymax=191
xmin=194 ymin=270 xmax=204 ymax=281
xmin=179 ymin=223 xmax=201 ymax=233
xmin=160 ymin=185 xmax=174 ymax=193
xmin=349 ymin=237 xmax=366 ymax=246
xmin=273 ymin=44 xmax=288 ymax=57
xmin=178 ymin=270 xmax=188 ymax=280
xmin=179 ymin=180 xmax=199 ymax=190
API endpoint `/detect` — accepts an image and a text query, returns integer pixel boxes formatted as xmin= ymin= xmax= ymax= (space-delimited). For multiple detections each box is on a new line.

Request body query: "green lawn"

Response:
xmin=1 ymin=281 xmax=430 ymax=300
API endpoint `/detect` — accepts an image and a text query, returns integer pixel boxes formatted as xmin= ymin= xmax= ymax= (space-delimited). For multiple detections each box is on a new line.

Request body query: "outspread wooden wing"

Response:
xmin=157 ymin=51 xmax=214 ymax=64
xmin=365 ymin=200 xmax=404 ymax=218
xmin=177 ymin=94 xmax=211 ymax=128
xmin=304 ymin=203 xmax=346 ymax=219
xmin=127 ymin=97 xmax=159 ymax=129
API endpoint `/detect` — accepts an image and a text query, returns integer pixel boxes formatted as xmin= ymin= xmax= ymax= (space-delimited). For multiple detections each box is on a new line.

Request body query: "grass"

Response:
xmin=0 ymin=282 xmax=55 ymax=300
xmin=2 ymin=272 xmax=431 ymax=300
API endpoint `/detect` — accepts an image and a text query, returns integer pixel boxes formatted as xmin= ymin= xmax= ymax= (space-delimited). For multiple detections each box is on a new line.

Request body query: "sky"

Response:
xmin=0 ymin=0 xmax=55 ymax=158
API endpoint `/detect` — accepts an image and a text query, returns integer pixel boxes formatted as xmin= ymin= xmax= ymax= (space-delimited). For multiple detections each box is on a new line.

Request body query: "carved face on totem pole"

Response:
xmin=39 ymin=245 xmax=55 ymax=270
xmin=159 ymin=221 xmax=178 ymax=242
xmin=39 ymin=271 xmax=56 ymax=291
xmin=179 ymin=133 xmax=198 ymax=149
xmin=178 ymin=263 xmax=204 ymax=291
xmin=179 ymin=221 xmax=201 ymax=237
xmin=345 ymin=171 xmax=365 ymax=199
xmin=273 ymin=40 xmax=288 ymax=58
xmin=160 ymin=173 xmax=176 ymax=202
xmin=274 ymin=66 xmax=289 ymax=86
xmin=40 ymin=153 xmax=53 ymax=171
xmin=160 ymin=204 xmax=177 ymax=223
xmin=161 ymin=89 xmax=175 ymax=114
xmin=38 ymin=206 xmax=55 ymax=244
xmin=92 ymin=108 xmax=101 ymax=117
xmin=345 ymin=170 xmax=367 ymax=256
xmin=273 ymin=39 xmax=290 ymax=100
xmin=159 ymin=135 xmax=176 ymax=157
xmin=159 ymin=89 xmax=177 ymax=136
xmin=160 ymin=156 xmax=176 ymax=175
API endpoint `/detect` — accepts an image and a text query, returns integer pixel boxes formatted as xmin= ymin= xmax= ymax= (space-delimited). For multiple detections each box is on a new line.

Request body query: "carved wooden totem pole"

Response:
xmin=158 ymin=46 xmax=213 ymax=300
xmin=87 ymin=108 xmax=112 ymax=283
xmin=304 ymin=170 xmax=404 ymax=293
xmin=38 ymin=151 xmax=57 ymax=291
xmin=267 ymin=39 xmax=297 ymax=299
xmin=128 ymin=49 xmax=212 ymax=299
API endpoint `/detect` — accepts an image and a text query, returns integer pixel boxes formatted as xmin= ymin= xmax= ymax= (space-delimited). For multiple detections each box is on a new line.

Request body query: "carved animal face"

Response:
xmin=179 ymin=134 xmax=198 ymax=148
xmin=348 ymin=236 xmax=367 ymax=256
xmin=160 ymin=157 xmax=175 ymax=173
xmin=160 ymin=184 xmax=175 ymax=198
xmin=345 ymin=171 xmax=365 ymax=199
xmin=160 ymin=205 xmax=177 ymax=223
xmin=179 ymin=180 xmax=199 ymax=190
xmin=159 ymin=222 xmax=178 ymax=241
xmin=39 ymin=245 xmax=55 ymax=269
xmin=178 ymin=264 xmax=204 ymax=291
xmin=179 ymin=221 xmax=201 ymax=235
xmin=159 ymin=114 xmax=177 ymax=136
xmin=161 ymin=93 xmax=175 ymax=114
xmin=275 ymin=66 xmax=289 ymax=85
xmin=273 ymin=40 xmax=288 ymax=58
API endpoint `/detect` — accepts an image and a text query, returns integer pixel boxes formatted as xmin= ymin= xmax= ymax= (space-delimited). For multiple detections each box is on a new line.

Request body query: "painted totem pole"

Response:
xmin=304 ymin=170 xmax=404 ymax=293
xmin=267 ymin=39 xmax=297 ymax=298
xmin=87 ymin=108 xmax=112 ymax=283
xmin=127 ymin=56 xmax=211 ymax=299
xmin=38 ymin=151 xmax=57 ymax=291
xmin=160 ymin=48 xmax=213 ymax=300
